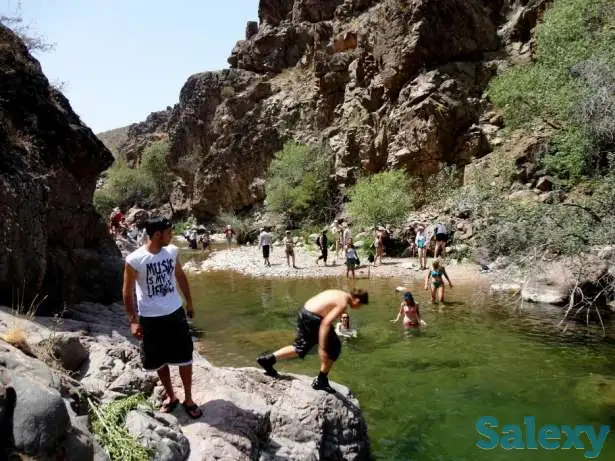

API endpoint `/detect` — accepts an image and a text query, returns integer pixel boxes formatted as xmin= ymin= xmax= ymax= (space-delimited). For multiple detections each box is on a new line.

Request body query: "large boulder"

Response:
xmin=125 ymin=409 xmax=190 ymax=461
xmin=0 ymin=24 xmax=122 ymax=314
xmin=168 ymin=69 xmax=282 ymax=217
xmin=160 ymin=360 xmax=371 ymax=461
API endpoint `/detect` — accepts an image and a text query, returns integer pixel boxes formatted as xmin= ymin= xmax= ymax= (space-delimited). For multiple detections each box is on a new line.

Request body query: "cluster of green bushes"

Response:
xmin=265 ymin=140 xmax=462 ymax=233
xmin=94 ymin=141 xmax=174 ymax=218
xmin=489 ymin=0 xmax=615 ymax=181
xmin=265 ymin=140 xmax=338 ymax=227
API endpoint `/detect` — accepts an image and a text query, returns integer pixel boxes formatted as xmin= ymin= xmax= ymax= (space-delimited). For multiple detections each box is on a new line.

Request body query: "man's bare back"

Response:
xmin=304 ymin=289 xmax=351 ymax=318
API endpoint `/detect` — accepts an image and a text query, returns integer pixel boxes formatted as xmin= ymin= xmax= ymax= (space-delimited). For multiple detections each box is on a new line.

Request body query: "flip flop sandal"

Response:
xmin=160 ymin=398 xmax=179 ymax=413
xmin=182 ymin=402 xmax=203 ymax=419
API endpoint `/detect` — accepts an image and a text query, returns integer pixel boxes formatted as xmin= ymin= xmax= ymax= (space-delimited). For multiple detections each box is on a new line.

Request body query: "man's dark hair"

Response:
xmin=145 ymin=216 xmax=172 ymax=238
xmin=350 ymin=288 xmax=368 ymax=304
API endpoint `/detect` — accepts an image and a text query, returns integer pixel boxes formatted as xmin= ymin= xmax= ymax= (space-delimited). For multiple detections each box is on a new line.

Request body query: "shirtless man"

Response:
xmin=256 ymin=288 xmax=369 ymax=392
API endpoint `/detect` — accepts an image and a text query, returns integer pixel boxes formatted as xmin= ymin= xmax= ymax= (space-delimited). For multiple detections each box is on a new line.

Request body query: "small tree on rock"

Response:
xmin=346 ymin=169 xmax=415 ymax=229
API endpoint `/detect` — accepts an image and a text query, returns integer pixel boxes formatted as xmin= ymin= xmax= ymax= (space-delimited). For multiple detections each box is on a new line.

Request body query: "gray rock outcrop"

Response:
xmin=0 ymin=303 xmax=370 ymax=460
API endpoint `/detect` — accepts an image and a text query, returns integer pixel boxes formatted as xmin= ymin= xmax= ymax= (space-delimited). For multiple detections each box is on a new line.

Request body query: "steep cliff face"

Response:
xmin=0 ymin=24 xmax=122 ymax=313
xmin=114 ymin=0 xmax=548 ymax=219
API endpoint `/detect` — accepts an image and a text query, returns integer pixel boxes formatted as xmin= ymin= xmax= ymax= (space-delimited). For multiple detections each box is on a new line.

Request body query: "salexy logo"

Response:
xmin=476 ymin=416 xmax=610 ymax=459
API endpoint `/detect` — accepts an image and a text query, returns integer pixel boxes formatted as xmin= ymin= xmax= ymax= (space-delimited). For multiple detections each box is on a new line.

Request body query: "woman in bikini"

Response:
xmin=391 ymin=291 xmax=425 ymax=335
xmin=425 ymin=259 xmax=453 ymax=303
xmin=374 ymin=227 xmax=385 ymax=266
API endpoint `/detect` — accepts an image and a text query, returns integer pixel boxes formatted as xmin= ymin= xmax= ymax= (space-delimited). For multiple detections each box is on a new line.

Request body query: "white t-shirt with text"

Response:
xmin=126 ymin=244 xmax=183 ymax=317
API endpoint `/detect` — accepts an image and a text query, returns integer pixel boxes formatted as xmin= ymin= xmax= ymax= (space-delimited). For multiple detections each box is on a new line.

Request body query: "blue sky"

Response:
xmin=0 ymin=0 xmax=258 ymax=132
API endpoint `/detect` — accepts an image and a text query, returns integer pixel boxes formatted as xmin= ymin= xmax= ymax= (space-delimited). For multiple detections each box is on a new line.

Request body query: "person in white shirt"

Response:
xmin=258 ymin=227 xmax=273 ymax=267
xmin=123 ymin=216 xmax=202 ymax=419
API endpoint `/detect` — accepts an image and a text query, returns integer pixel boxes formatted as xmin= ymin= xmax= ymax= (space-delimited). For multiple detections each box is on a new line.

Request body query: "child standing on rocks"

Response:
xmin=345 ymin=241 xmax=359 ymax=279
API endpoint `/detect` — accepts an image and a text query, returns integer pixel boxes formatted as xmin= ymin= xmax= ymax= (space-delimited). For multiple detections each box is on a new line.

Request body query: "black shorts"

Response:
xmin=139 ymin=307 xmax=193 ymax=371
xmin=293 ymin=308 xmax=341 ymax=361
xmin=436 ymin=233 xmax=448 ymax=242
xmin=262 ymin=245 xmax=270 ymax=258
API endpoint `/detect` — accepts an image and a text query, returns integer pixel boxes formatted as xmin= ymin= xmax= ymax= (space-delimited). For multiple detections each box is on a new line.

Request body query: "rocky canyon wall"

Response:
xmin=112 ymin=0 xmax=550 ymax=219
xmin=0 ymin=24 xmax=122 ymax=314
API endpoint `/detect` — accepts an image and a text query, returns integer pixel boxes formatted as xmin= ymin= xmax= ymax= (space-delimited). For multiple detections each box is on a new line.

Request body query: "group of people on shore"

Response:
xmin=121 ymin=215 xmax=457 ymax=416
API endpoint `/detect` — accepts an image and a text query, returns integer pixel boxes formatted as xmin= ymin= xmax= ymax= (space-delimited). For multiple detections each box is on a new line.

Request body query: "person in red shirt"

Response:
xmin=223 ymin=225 xmax=235 ymax=248
xmin=109 ymin=207 xmax=126 ymax=237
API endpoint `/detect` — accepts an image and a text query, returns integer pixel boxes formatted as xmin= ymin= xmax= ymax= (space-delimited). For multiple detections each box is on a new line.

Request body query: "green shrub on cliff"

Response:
xmin=93 ymin=162 xmax=156 ymax=217
xmin=346 ymin=169 xmax=414 ymax=228
xmin=140 ymin=140 xmax=174 ymax=207
xmin=488 ymin=0 xmax=615 ymax=180
xmin=93 ymin=140 xmax=173 ymax=217
xmin=265 ymin=140 xmax=335 ymax=226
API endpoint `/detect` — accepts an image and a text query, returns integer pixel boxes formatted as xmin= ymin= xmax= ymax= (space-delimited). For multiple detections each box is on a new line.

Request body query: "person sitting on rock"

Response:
xmin=425 ymin=259 xmax=453 ymax=304
xmin=123 ymin=216 xmax=202 ymax=419
xmin=256 ymin=288 xmax=369 ymax=392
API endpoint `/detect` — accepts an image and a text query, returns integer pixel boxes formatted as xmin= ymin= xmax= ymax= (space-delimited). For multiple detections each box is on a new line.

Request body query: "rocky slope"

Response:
xmin=0 ymin=24 xmax=123 ymax=314
xmin=0 ymin=304 xmax=370 ymax=460
xmin=109 ymin=0 xmax=549 ymax=219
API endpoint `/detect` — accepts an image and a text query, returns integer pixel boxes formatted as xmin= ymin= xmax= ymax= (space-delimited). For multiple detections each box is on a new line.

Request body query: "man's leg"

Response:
xmin=157 ymin=365 xmax=177 ymax=410
xmin=179 ymin=365 xmax=193 ymax=403
xmin=312 ymin=333 xmax=340 ymax=392
xmin=258 ymin=345 xmax=298 ymax=377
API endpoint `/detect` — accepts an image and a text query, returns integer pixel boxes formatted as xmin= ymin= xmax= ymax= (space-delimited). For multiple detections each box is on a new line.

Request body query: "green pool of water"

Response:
xmin=184 ymin=252 xmax=615 ymax=460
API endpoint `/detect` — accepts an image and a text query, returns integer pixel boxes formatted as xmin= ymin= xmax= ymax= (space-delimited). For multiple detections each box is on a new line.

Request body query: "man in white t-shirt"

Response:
xmin=258 ymin=227 xmax=273 ymax=267
xmin=123 ymin=216 xmax=202 ymax=419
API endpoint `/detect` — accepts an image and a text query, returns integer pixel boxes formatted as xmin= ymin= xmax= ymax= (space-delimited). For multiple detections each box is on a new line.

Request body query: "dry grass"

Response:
xmin=0 ymin=327 xmax=33 ymax=356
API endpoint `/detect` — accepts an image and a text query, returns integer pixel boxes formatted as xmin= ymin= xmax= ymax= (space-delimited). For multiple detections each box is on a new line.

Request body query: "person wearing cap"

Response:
xmin=415 ymin=225 xmax=429 ymax=270
xmin=391 ymin=291 xmax=425 ymax=333
xmin=258 ymin=227 xmax=273 ymax=267
xmin=122 ymin=216 xmax=202 ymax=419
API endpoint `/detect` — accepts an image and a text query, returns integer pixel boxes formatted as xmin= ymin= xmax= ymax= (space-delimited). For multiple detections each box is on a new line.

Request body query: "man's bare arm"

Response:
xmin=319 ymin=303 xmax=346 ymax=352
xmin=175 ymin=256 xmax=194 ymax=314
xmin=122 ymin=263 xmax=139 ymax=324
